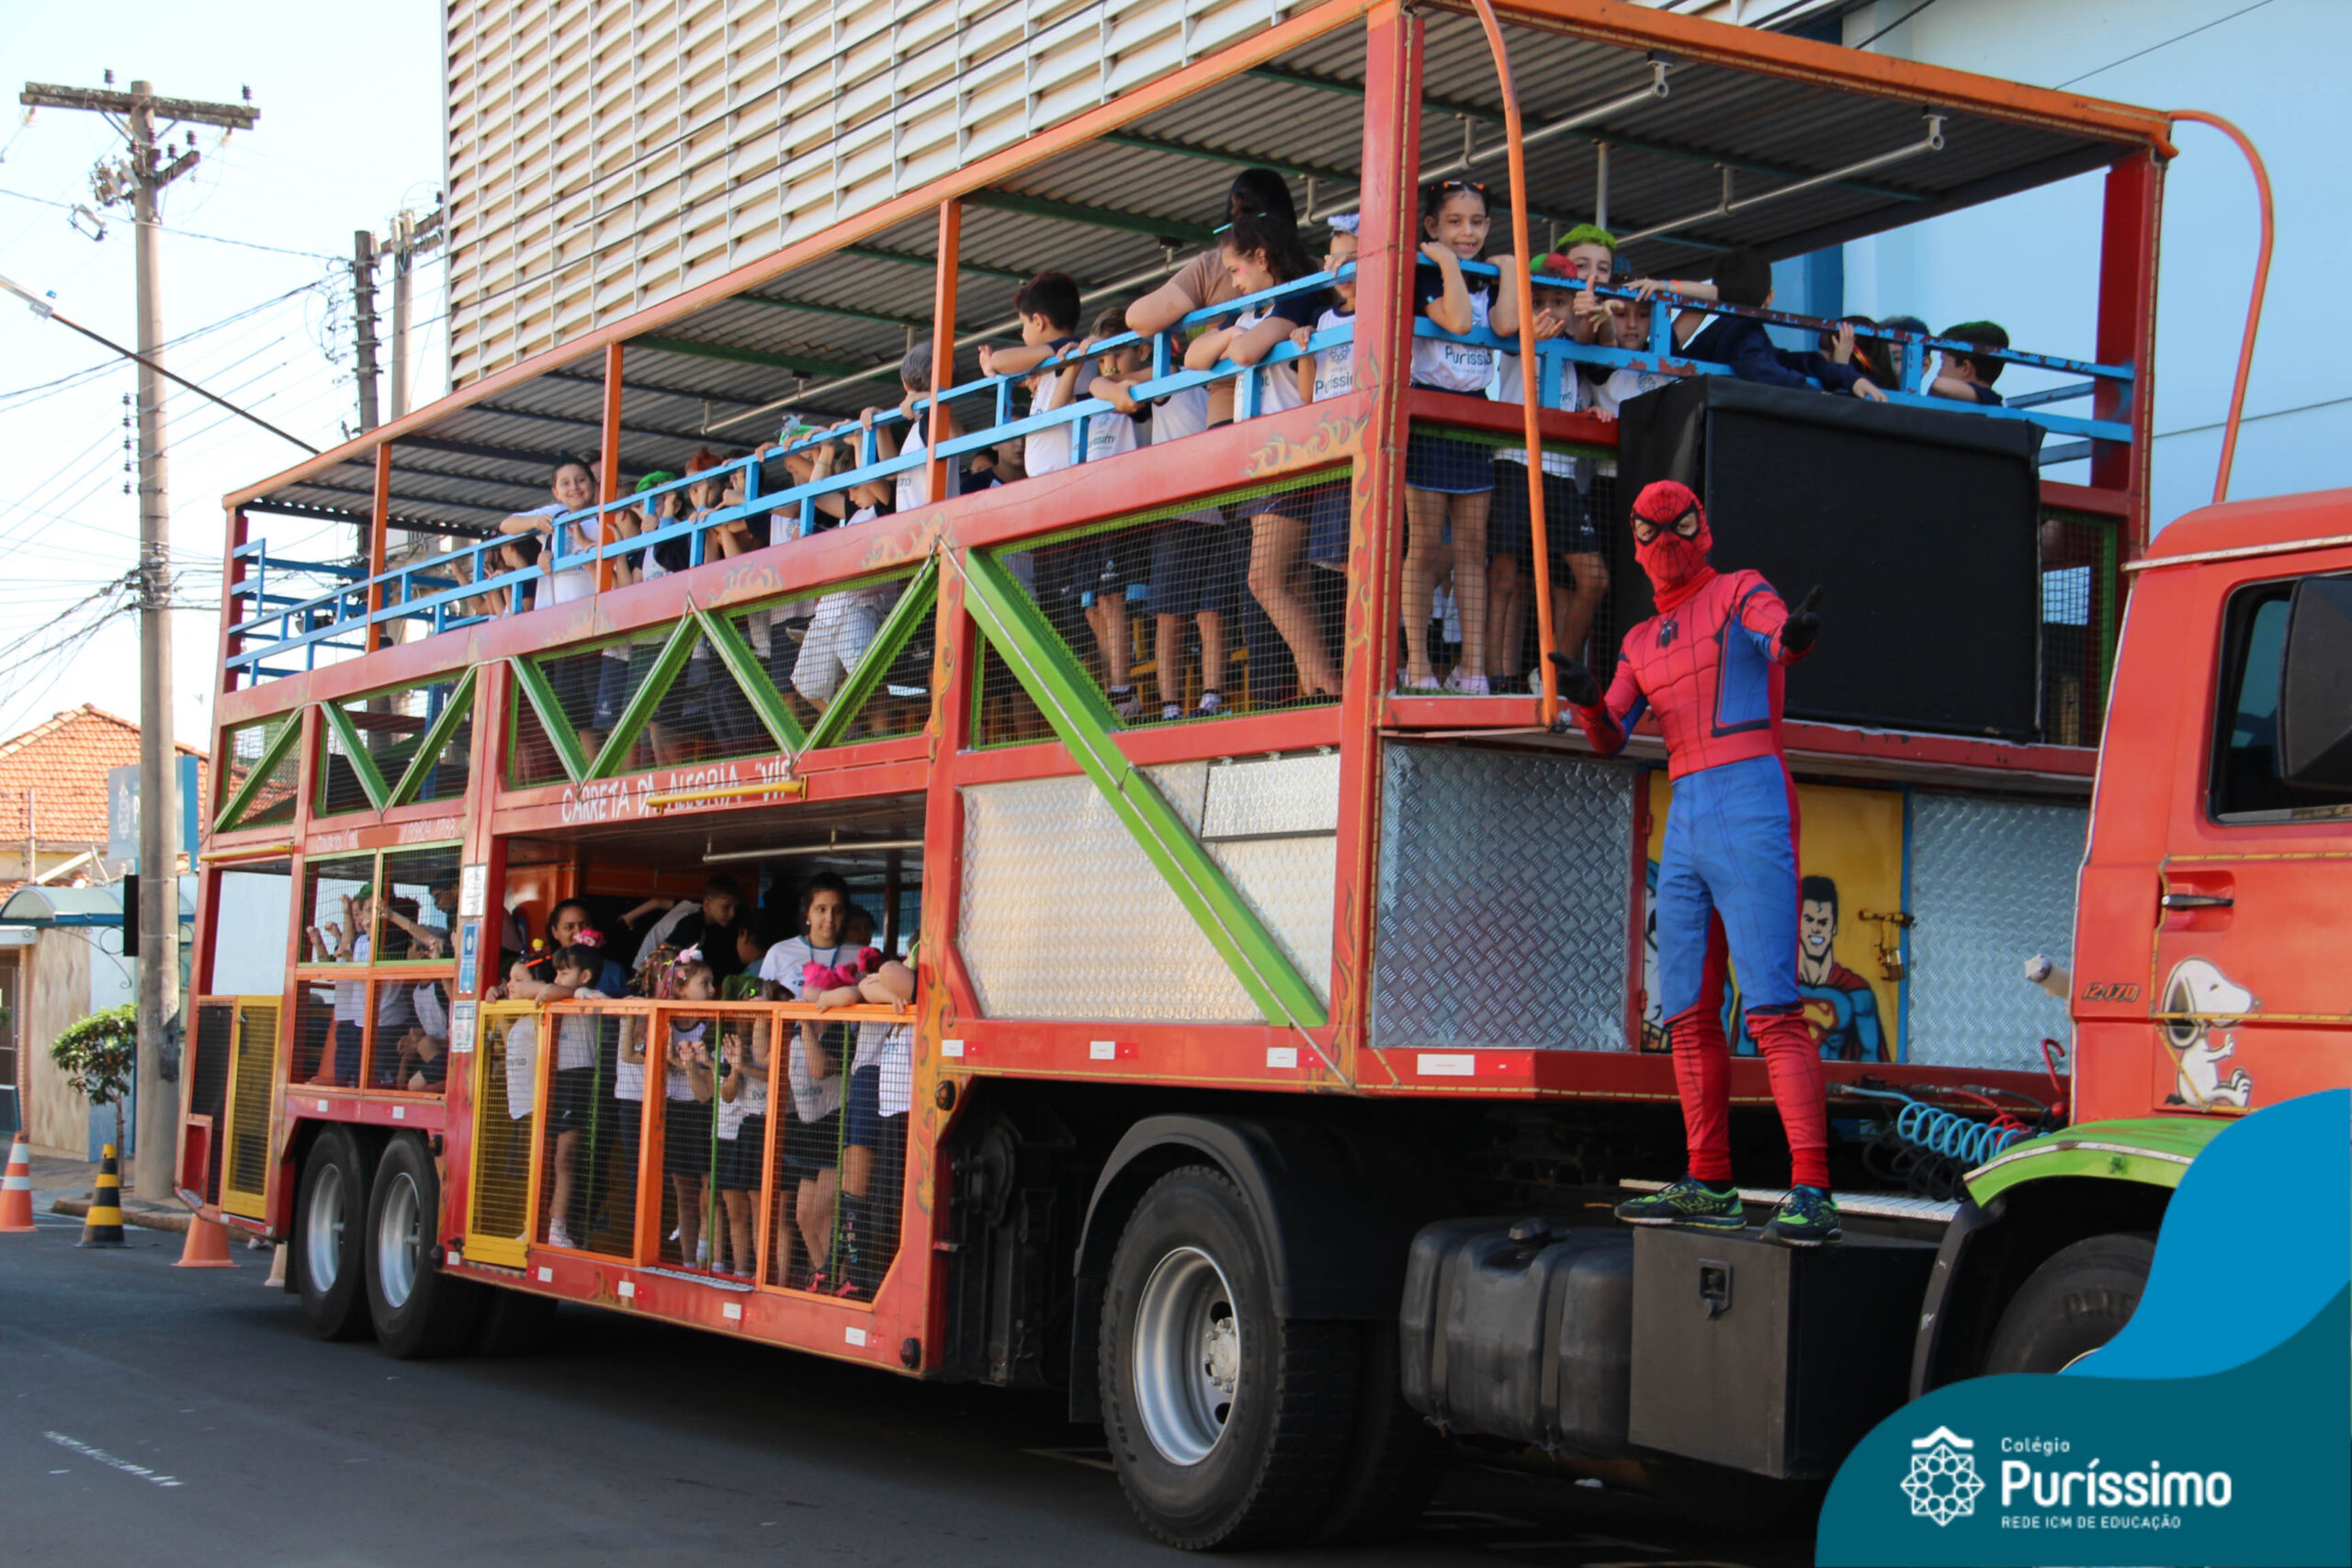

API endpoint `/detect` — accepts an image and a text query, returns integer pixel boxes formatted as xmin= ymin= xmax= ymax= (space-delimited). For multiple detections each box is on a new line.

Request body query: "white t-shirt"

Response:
xmin=1086 ymin=406 xmax=1141 ymax=464
xmin=1023 ymin=357 xmax=1080 ymax=477
xmin=554 ymin=1012 xmax=597 ymax=1072
xmin=1494 ymin=349 xmax=1584 ymax=479
xmin=1311 ymin=308 xmax=1355 ymax=400
xmin=896 ymin=427 xmax=930 ymax=513
xmin=522 ymin=502 xmax=603 ymax=605
xmin=1411 ymin=276 xmax=1494 ymax=392
xmin=1233 ymin=307 xmax=1306 ymax=417
xmin=757 ymin=937 xmax=860 ymax=996
xmin=333 ymin=930 xmax=373 ymax=1024
xmin=1596 ymin=366 xmax=1672 ymax=420
xmin=664 ymin=1019 xmax=709 ymax=1102
xmin=716 ymin=1039 xmax=769 ymax=1139
xmin=504 ymin=1017 xmax=538 ymax=1120
xmin=1153 ymin=373 xmax=1212 ymax=445
xmin=615 ymin=1032 xmax=647 ymax=1102
xmin=413 ymin=982 xmax=449 ymax=1042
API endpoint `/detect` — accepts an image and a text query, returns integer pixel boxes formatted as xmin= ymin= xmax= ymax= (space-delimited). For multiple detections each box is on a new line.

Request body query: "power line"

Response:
xmin=2055 ymin=0 xmax=2278 ymax=88
xmin=1851 ymin=0 xmax=1942 ymax=52
xmin=0 ymin=185 xmax=336 ymax=258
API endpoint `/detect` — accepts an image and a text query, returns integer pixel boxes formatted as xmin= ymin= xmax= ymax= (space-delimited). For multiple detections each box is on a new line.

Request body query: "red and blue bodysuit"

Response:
xmin=1563 ymin=482 xmax=1830 ymax=1191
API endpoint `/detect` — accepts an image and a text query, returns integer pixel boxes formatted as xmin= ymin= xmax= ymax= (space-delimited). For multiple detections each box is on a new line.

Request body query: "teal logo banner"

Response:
xmin=1817 ymin=1088 xmax=2350 ymax=1566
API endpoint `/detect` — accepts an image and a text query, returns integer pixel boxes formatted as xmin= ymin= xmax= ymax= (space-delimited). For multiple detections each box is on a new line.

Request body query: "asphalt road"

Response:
xmin=0 ymin=1219 xmax=1815 ymax=1567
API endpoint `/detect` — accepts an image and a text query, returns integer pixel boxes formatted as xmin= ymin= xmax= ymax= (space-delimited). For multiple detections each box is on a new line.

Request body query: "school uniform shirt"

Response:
xmin=1493 ymin=347 xmax=1587 ymax=481
xmin=761 ymin=936 xmax=859 ymax=1122
xmin=855 ymin=1020 xmax=915 ymax=1120
xmin=1311 ymin=307 xmax=1355 ymax=400
xmin=555 ymin=1012 xmax=597 ymax=1072
xmin=894 ymin=426 xmax=964 ymax=512
xmin=504 ymin=1016 xmax=539 ymax=1119
xmin=1677 ymin=312 xmax=1867 ymax=394
xmin=716 ymin=1046 xmax=769 ymax=1140
xmin=521 ymin=502 xmax=605 ymax=605
xmin=1232 ymin=299 xmax=1317 ymax=416
xmin=665 ymin=1021 xmax=709 ymax=1101
xmin=1410 ymin=263 xmax=1495 ymax=391
xmin=1149 ymin=347 xmax=1226 ymax=530
xmin=1021 ymin=340 xmax=1084 ymax=477
xmin=1941 ymin=381 xmax=2004 ymax=406
xmin=1596 ymin=366 xmax=1672 ymax=420
xmin=413 ymin=981 xmax=450 ymax=1043
xmin=1086 ymin=405 xmax=1144 ymax=464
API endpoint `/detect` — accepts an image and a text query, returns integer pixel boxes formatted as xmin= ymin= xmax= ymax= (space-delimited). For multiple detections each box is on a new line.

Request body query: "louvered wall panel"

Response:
xmin=444 ymin=0 xmax=1310 ymax=383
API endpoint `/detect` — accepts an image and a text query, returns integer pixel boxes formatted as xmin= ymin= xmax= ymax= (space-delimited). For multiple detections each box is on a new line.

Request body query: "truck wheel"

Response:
xmin=294 ymin=1126 xmax=372 ymax=1341
xmin=1099 ymin=1166 xmax=1358 ymax=1550
xmin=1310 ymin=1320 xmax=1446 ymax=1544
xmin=1984 ymin=1234 xmax=2154 ymax=1374
xmin=364 ymin=1134 xmax=483 ymax=1359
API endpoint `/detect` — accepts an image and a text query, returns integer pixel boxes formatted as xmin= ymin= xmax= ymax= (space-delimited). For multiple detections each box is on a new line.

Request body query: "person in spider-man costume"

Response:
xmin=1549 ymin=479 xmax=1840 ymax=1246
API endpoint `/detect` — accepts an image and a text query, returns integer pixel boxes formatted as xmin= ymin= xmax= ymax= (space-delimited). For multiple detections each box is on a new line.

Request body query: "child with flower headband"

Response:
xmin=657 ymin=948 xmax=721 ymax=1268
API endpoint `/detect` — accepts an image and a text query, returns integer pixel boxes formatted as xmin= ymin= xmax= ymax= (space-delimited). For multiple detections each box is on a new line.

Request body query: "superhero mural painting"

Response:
xmin=1639 ymin=774 xmax=1906 ymax=1063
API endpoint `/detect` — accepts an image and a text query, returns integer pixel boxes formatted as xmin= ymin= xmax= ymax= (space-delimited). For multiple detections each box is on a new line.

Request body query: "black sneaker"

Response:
xmin=1762 ymin=1185 xmax=1843 ymax=1247
xmin=1614 ymin=1177 xmax=1747 ymax=1231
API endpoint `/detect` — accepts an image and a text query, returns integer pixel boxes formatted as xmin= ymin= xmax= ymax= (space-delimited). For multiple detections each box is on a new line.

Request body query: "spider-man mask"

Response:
xmin=1630 ymin=479 xmax=1714 ymax=609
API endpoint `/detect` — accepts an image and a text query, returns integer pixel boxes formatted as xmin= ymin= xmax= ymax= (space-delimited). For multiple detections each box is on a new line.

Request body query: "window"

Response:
xmin=2210 ymin=580 xmax=2352 ymax=821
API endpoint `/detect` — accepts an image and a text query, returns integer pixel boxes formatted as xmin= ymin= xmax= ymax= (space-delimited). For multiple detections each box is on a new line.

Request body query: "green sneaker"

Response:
xmin=1762 ymin=1185 xmax=1843 ymax=1247
xmin=1614 ymin=1178 xmax=1747 ymax=1230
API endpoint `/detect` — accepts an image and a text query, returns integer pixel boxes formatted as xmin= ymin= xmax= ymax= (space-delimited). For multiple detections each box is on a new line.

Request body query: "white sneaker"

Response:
xmin=695 ymin=1239 xmax=709 ymax=1269
xmin=1528 ymin=669 xmax=1544 ymax=695
xmin=1444 ymin=671 xmax=1490 ymax=696
xmin=548 ymin=1221 xmax=576 ymax=1250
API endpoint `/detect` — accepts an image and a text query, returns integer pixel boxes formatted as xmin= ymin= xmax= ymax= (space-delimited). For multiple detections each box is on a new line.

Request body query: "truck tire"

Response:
xmin=1310 ymin=1320 xmax=1446 ymax=1544
xmin=363 ymin=1134 xmax=483 ymax=1359
xmin=1099 ymin=1166 xmax=1359 ymax=1551
xmin=1984 ymin=1234 xmax=2154 ymax=1374
xmin=294 ymin=1125 xmax=372 ymax=1341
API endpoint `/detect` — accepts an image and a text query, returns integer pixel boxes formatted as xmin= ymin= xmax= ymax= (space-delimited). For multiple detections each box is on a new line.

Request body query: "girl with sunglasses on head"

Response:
xmin=1401 ymin=178 xmax=1521 ymax=695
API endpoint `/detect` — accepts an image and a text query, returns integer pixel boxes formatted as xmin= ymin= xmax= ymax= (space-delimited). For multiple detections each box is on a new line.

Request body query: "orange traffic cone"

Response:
xmin=1 ymin=1130 xmax=34 ymax=1234
xmin=175 ymin=1212 xmax=235 ymax=1268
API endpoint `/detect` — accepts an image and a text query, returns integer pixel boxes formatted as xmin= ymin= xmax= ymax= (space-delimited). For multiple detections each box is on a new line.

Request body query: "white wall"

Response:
xmin=1838 ymin=0 xmax=2346 ymax=533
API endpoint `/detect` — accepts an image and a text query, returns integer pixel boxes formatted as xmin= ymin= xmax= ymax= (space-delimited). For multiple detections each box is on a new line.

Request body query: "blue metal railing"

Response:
xmin=227 ymin=256 xmax=2132 ymax=682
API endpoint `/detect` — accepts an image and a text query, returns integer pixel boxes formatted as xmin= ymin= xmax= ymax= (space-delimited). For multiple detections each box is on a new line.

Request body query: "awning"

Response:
xmin=0 ymin=877 xmax=198 ymax=929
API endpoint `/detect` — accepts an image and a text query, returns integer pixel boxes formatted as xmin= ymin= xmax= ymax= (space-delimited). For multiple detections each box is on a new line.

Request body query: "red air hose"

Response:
xmin=2171 ymin=109 xmax=2274 ymax=505
xmin=1466 ymin=0 xmax=1555 ymax=723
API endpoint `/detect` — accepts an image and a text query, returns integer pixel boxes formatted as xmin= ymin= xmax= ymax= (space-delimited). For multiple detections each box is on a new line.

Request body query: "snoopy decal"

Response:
xmin=2158 ymin=956 xmax=2259 ymax=1111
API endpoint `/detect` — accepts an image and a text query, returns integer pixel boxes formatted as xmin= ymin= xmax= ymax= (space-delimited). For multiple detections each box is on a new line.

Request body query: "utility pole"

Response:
xmin=18 ymin=76 xmax=258 ymax=1201
xmin=353 ymin=228 xmax=381 ymax=432
xmin=387 ymin=204 xmax=444 ymax=422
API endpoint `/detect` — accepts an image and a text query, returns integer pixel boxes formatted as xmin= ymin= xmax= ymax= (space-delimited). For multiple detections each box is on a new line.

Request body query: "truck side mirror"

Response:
xmin=2278 ymin=575 xmax=2352 ymax=787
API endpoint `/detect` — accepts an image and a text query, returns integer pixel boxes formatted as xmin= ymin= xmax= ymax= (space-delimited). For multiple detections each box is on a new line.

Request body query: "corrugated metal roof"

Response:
xmin=257 ymin=12 xmax=2141 ymax=536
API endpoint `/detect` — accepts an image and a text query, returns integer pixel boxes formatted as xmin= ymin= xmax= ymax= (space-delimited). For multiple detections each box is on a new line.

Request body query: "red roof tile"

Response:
xmin=0 ymin=705 xmax=206 ymax=846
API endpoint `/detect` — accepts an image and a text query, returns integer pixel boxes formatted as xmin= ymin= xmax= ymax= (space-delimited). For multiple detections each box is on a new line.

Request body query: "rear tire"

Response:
xmin=1310 ymin=1319 xmax=1446 ymax=1544
xmin=1098 ymin=1166 xmax=1358 ymax=1551
xmin=294 ymin=1126 xmax=371 ymax=1341
xmin=364 ymin=1134 xmax=484 ymax=1359
xmin=1984 ymin=1234 xmax=2154 ymax=1375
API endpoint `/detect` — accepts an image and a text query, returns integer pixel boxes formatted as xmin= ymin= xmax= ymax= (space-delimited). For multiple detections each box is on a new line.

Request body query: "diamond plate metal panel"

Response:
xmin=1373 ymin=744 xmax=1636 ymax=1051
xmin=1204 ymin=834 xmax=1337 ymax=1006
xmin=1197 ymin=751 xmax=1342 ymax=840
xmin=1906 ymin=792 xmax=2086 ymax=1070
xmin=958 ymin=773 xmax=1261 ymax=1023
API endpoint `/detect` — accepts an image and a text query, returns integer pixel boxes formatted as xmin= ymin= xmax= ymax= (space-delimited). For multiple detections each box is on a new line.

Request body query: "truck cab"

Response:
xmin=1918 ymin=486 xmax=2352 ymax=1388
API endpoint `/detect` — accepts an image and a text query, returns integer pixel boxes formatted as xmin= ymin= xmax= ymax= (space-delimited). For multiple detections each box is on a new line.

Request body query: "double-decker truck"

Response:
xmin=170 ymin=0 xmax=2325 ymax=1548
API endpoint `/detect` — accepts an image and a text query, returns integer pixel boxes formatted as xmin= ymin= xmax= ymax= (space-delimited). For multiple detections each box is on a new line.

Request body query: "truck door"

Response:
xmin=2152 ymin=572 xmax=2352 ymax=1113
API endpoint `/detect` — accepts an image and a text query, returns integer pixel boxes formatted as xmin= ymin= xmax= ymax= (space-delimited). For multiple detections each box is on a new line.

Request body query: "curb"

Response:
xmin=50 ymin=1197 xmax=192 ymax=1235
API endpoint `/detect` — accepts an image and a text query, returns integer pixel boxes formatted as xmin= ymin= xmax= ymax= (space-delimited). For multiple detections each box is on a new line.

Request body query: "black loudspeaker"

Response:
xmin=1611 ymin=378 xmax=2044 ymax=740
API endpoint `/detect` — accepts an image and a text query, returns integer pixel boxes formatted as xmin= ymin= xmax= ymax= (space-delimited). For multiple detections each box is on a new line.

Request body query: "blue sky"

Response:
xmin=0 ymin=1 xmax=445 ymax=745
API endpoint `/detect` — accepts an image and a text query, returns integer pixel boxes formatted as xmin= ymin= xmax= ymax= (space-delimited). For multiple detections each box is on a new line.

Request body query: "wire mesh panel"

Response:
xmin=708 ymin=1009 xmax=776 ymax=1284
xmin=1372 ymin=743 xmax=1636 ymax=1052
xmin=1905 ymin=792 xmax=2086 ymax=1072
xmin=739 ymin=580 xmax=933 ymax=749
xmin=368 ymin=977 xmax=457 ymax=1094
xmin=220 ymin=999 xmax=280 ymax=1220
xmin=533 ymin=1004 xmax=639 ymax=1258
xmin=2038 ymin=509 xmax=2118 ymax=748
xmin=469 ymin=1003 xmax=541 ymax=1265
xmin=221 ymin=714 xmax=301 ymax=829
xmin=834 ymin=1015 xmax=912 ymax=1302
xmin=650 ymin=1009 xmax=725 ymax=1271
xmin=187 ymin=998 xmax=236 ymax=1205
xmin=290 ymin=980 xmax=344 ymax=1090
xmin=770 ymin=1011 xmax=851 ymax=1290
xmin=1403 ymin=426 xmax=1622 ymax=695
xmin=976 ymin=470 xmax=1351 ymax=743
